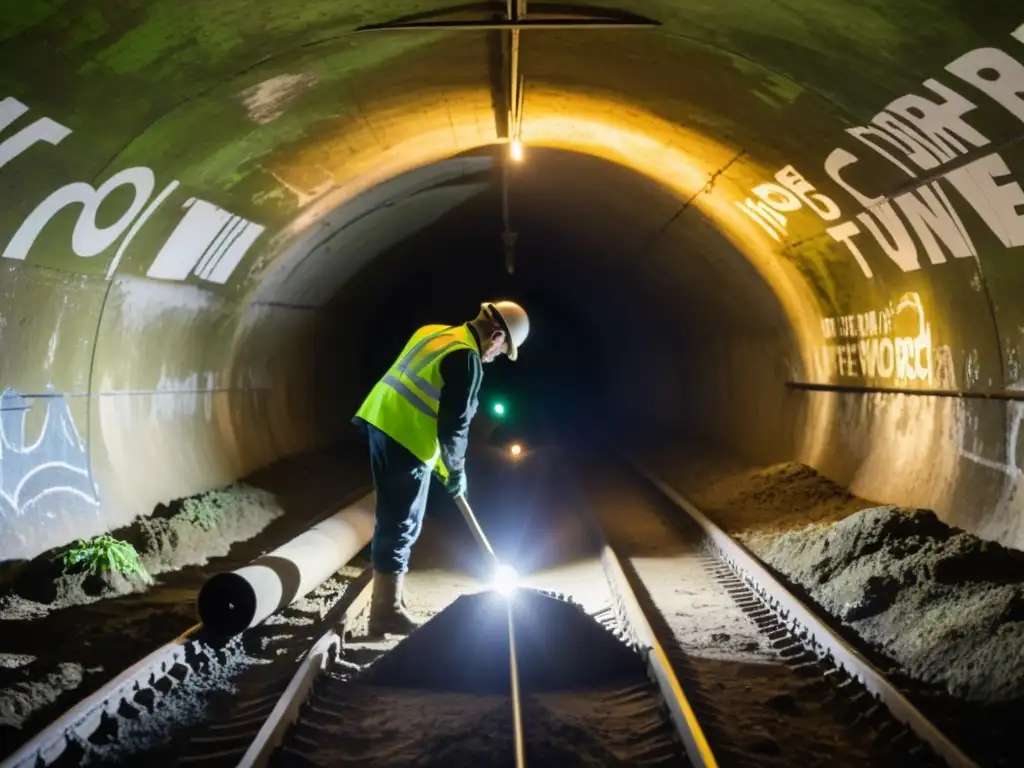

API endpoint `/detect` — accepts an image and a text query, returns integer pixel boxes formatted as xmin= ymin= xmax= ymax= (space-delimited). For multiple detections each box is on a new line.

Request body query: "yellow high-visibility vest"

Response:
xmin=355 ymin=324 xmax=480 ymax=478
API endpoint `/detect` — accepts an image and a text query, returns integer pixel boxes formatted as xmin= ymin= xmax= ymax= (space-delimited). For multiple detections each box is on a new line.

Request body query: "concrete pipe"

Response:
xmin=197 ymin=492 xmax=376 ymax=636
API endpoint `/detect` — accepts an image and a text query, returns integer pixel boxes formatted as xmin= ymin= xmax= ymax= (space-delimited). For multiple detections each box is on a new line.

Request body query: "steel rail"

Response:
xmin=622 ymin=455 xmax=978 ymax=768
xmin=242 ymin=582 xmax=529 ymax=766
xmin=559 ymin=450 xmax=719 ymax=768
xmin=507 ymin=602 xmax=527 ymax=768
xmin=237 ymin=574 xmax=374 ymax=767
xmin=1 ymin=489 xmax=373 ymax=768
xmin=449 ymin=495 xmax=529 ymax=765
xmin=598 ymin=543 xmax=719 ymax=768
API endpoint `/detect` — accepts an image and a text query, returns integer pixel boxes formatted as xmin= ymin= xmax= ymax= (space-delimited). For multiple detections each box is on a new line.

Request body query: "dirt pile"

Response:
xmin=282 ymin=687 xmax=676 ymax=767
xmin=138 ymin=485 xmax=283 ymax=574
xmin=79 ymin=634 xmax=262 ymax=765
xmin=756 ymin=504 xmax=1024 ymax=702
xmin=693 ymin=461 xmax=868 ymax=538
xmin=359 ymin=588 xmax=646 ymax=694
xmin=0 ymin=661 xmax=83 ymax=730
xmin=639 ymin=446 xmax=1024 ymax=710
xmin=0 ymin=483 xmax=282 ymax=621
xmin=0 ymin=552 xmax=151 ymax=621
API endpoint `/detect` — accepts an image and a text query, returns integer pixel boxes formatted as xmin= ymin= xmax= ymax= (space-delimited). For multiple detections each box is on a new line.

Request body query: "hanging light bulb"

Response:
xmin=509 ymin=138 xmax=524 ymax=162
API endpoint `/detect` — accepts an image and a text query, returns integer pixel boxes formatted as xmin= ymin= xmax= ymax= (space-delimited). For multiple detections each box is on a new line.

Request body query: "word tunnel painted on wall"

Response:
xmin=733 ymin=21 xmax=1024 ymax=282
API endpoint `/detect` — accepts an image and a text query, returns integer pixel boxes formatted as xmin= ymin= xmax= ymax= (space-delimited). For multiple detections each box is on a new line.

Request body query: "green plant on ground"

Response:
xmin=178 ymin=493 xmax=226 ymax=531
xmin=57 ymin=535 xmax=153 ymax=584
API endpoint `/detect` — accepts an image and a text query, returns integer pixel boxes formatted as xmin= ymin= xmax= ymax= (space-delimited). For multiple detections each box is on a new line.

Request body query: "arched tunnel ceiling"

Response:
xmin=4 ymin=3 xmax=1024 ymax=351
xmin=5 ymin=3 xmax=1024 ymax=559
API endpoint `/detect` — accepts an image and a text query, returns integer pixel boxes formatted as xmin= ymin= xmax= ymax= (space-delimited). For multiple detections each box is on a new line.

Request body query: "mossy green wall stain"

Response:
xmin=77 ymin=1 xmax=433 ymax=79
xmin=88 ymin=3 xmax=244 ymax=75
xmin=0 ymin=2 xmax=1021 ymax=328
xmin=632 ymin=0 xmax=1018 ymax=122
xmin=64 ymin=8 xmax=113 ymax=48
xmin=0 ymin=0 xmax=68 ymax=42
xmin=752 ymin=72 xmax=804 ymax=111
xmin=89 ymin=33 xmax=449 ymax=206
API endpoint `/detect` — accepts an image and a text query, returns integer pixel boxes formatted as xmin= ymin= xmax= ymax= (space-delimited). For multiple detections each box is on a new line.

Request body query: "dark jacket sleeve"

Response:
xmin=436 ymin=348 xmax=482 ymax=474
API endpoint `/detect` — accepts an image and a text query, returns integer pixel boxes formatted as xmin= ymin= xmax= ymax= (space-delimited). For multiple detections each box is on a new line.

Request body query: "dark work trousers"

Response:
xmin=366 ymin=423 xmax=432 ymax=574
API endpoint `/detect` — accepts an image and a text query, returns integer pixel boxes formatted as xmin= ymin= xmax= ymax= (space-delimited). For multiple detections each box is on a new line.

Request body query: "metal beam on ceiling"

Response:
xmin=355 ymin=3 xmax=661 ymax=275
xmin=355 ymin=19 xmax=660 ymax=31
xmin=353 ymin=3 xmax=660 ymax=34
xmin=503 ymin=0 xmax=523 ymax=274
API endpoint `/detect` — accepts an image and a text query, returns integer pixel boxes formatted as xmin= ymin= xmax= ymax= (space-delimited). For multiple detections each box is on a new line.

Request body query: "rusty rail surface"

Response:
xmin=236 ymin=577 xmax=374 ymax=767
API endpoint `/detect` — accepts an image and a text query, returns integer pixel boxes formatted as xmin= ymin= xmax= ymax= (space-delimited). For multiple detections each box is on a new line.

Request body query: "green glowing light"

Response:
xmin=492 ymin=402 xmax=506 ymax=417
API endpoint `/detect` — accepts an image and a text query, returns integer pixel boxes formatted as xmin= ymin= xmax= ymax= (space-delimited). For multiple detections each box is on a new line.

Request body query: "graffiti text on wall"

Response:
xmin=735 ymin=22 xmax=1024 ymax=281
xmin=0 ymin=387 xmax=99 ymax=521
xmin=812 ymin=293 xmax=933 ymax=384
xmin=0 ymin=97 xmax=265 ymax=285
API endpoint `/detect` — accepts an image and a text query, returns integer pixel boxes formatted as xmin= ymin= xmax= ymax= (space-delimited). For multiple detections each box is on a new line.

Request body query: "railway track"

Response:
xmin=2 ymin=452 xmax=980 ymax=767
xmin=0 ymin=568 xmax=371 ymax=768
xmin=606 ymin=456 xmax=974 ymax=768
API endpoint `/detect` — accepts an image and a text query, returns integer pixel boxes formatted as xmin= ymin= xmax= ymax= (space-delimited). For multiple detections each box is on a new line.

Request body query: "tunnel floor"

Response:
xmin=273 ymin=589 xmax=684 ymax=767
xmin=2 ymin=441 xmax=1024 ymax=766
xmin=0 ymin=446 xmax=371 ymax=761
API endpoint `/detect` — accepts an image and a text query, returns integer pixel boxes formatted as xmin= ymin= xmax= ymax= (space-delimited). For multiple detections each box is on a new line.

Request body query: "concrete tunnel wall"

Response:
xmin=3 ymin=3 xmax=1024 ymax=561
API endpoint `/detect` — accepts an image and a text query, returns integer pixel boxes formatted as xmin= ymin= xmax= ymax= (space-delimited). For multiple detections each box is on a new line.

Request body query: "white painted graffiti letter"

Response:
xmin=813 ymin=292 xmax=932 ymax=385
xmin=0 ymin=96 xmax=71 ymax=172
xmin=146 ymin=197 xmax=266 ymax=285
xmin=0 ymin=386 xmax=98 ymax=521
xmin=2 ymin=167 xmax=155 ymax=261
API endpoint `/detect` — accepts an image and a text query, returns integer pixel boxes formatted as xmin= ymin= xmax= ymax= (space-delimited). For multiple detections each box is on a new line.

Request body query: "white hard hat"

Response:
xmin=483 ymin=300 xmax=530 ymax=361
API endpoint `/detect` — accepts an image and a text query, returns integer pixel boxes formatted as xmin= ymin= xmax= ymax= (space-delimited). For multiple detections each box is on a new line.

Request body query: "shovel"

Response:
xmin=454 ymin=494 xmax=519 ymax=593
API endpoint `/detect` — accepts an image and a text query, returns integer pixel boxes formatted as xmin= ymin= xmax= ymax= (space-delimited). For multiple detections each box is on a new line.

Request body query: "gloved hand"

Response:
xmin=445 ymin=468 xmax=467 ymax=497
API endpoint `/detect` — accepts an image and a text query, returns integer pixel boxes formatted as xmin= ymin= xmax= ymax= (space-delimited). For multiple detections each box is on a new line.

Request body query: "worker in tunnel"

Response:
xmin=353 ymin=300 xmax=531 ymax=635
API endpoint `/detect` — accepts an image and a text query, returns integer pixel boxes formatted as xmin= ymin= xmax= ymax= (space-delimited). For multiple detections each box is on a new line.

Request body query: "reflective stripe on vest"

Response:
xmin=354 ymin=323 xmax=480 ymax=471
xmin=390 ymin=328 xmax=468 ymax=404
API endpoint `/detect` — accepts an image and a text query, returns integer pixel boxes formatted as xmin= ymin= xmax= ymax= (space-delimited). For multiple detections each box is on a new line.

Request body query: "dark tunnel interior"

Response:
xmin=6 ymin=4 xmax=1024 ymax=764
xmin=328 ymin=146 xmax=798 ymax=467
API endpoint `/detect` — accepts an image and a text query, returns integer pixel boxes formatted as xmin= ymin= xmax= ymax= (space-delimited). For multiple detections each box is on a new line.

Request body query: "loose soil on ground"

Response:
xmin=638 ymin=440 xmax=1024 ymax=765
xmin=276 ymin=588 xmax=682 ymax=767
xmin=575 ymin=452 xmax=886 ymax=767
xmin=0 ymin=446 xmax=368 ymax=762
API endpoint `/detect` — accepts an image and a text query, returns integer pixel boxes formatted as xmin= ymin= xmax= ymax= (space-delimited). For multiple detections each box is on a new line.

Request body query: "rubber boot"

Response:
xmin=368 ymin=572 xmax=422 ymax=636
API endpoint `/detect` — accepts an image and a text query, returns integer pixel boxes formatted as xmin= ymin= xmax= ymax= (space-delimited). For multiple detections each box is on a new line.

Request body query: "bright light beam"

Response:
xmin=510 ymin=138 xmax=524 ymax=162
xmin=491 ymin=562 xmax=520 ymax=597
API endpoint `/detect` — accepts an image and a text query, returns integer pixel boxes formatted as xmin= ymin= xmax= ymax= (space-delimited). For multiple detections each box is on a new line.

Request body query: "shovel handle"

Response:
xmin=454 ymin=494 xmax=498 ymax=561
